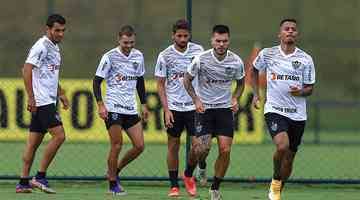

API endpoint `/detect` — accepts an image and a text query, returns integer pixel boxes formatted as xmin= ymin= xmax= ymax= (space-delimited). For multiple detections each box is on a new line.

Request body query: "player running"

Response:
xmin=154 ymin=19 xmax=208 ymax=197
xmin=251 ymin=19 xmax=316 ymax=200
xmin=184 ymin=24 xmax=245 ymax=200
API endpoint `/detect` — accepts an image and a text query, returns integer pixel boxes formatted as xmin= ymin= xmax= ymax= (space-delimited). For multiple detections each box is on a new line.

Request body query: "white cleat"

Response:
xmin=30 ymin=177 xmax=56 ymax=194
xmin=209 ymin=189 xmax=222 ymax=200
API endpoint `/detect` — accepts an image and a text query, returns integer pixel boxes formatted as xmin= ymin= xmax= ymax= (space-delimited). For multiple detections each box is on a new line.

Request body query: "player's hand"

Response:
xmin=59 ymin=94 xmax=70 ymax=110
xmin=252 ymin=94 xmax=261 ymax=110
xmin=231 ymin=97 xmax=239 ymax=113
xmin=194 ymin=97 xmax=205 ymax=113
xmin=289 ymin=85 xmax=303 ymax=96
xmin=27 ymin=96 xmax=37 ymax=113
xmin=97 ymin=102 xmax=108 ymax=120
xmin=141 ymin=104 xmax=149 ymax=122
xmin=164 ymin=109 xmax=174 ymax=128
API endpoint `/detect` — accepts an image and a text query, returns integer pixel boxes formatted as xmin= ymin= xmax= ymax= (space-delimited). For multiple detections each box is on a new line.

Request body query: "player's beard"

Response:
xmin=215 ymin=47 xmax=227 ymax=56
xmin=121 ymin=47 xmax=132 ymax=55
xmin=49 ymin=33 xmax=62 ymax=44
xmin=283 ymin=40 xmax=296 ymax=47
xmin=175 ymin=41 xmax=188 ymax=50
xmin=284 ymin=35 xmax=296 ymax=45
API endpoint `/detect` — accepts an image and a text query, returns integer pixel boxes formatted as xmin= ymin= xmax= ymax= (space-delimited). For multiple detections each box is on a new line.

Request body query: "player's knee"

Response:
xmin=55 ymin=133 xmax=66 ymax=144
xmin=276 ymin=143 xmax=289 ymax=154
xmin=168 ymin=143 xmax=180 ymax=153
xmin=219 ymin=145 xmax=231 ymax=156
xmin=198 ymin=145 xmax=210 ymax=157
xmin=22 ymin=155 xmax=31 ymax=164
xmin=111 ymin=142 xmax=122 ymax=151
xmin=135 ymin=143 xmax=145 ymax=154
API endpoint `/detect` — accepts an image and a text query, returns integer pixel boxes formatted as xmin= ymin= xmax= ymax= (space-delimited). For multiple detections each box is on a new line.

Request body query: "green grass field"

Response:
xmin=1 ymin=141 xmax=359 ymax=180
xmin=2 ymin=181 xmax=360 ymax=200
xmin=1 ymin=133 xmax=360 ymax=199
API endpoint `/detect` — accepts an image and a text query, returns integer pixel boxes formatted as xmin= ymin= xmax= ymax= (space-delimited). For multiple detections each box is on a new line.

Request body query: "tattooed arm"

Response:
xmin=184 ymin=72 xmax=204 ymax=113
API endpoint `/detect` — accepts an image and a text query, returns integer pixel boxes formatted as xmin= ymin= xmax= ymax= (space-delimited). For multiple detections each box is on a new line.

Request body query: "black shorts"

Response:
xmin=105 ymin=112 xmax=141 ymax=130
xmin=166 ymin=110 xmax=195 ymax=138
xmin=29 ymin=103 xmax=63 ymax=134
xmin=195 ymin=108 xmax=234 ymax=138
xmin=265 ymin=112 xmax=306 ymax=152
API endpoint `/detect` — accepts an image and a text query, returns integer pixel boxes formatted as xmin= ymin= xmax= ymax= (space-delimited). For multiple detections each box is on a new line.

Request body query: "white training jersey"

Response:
xmin=25 ymin=36 xmax=61 ymax=106
xmin=154 ymin=42 xmax=204 ymax=111
xmin=253 ymin=45 xmax=316 ymax=121
xmin=187 ymin=49 xmax=245 ymax=109
xmin=95 ymin=48 xmax=145 ymax=115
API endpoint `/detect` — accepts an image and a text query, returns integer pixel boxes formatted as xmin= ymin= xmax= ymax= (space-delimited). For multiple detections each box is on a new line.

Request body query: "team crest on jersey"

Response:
xmin=112 ymin=113 xmax=118 ymax=120
xmin=271 ymin=121 xmax=278 ymax=132
xmin=292 ymin=61 xmax=301 ymax=69
xmin=225 ymin=67 xmax=235 ymax=76
xmin=132 ymin=62 xmax=139 ymax=70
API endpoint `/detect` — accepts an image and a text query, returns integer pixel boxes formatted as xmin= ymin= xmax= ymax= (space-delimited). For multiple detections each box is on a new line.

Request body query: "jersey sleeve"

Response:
xmin=252 ymin=49 xmax=267 ymax=71
xmin=95 ymin=54 xmax=111 ymax=78
xmin=154 ymin=53 xmax=166 ymax=77
xmin=138 ymin=56 xmax=145 ymax=77
xmin=235 ymin=59 xmax=245 ymax=80
xmin=25 ymin=43 xmax=47 ymax=68
xmin=187 ymin=55 xmax=200 ymax=77
xmin=303 ymin=57 xmax=316 ymax=84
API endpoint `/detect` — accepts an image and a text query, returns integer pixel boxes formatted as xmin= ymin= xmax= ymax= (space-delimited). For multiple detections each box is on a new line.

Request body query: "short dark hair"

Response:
xmin=212 ymin=24 xmax=230 ymax=36
xmin=280 ymin=18 xmax=297 ymax=26
xmin=46 ymin=14 xmax=66 ymax=27
xmin=172 ymin=19 xmax=190 ymax=33
xmin=119 ymin=25 xmax=136 ymax=37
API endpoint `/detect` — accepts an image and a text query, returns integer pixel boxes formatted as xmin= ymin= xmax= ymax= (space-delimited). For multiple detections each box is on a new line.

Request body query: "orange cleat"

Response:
xmin=168 ymin=187 xmax=180 ymax=197
xmin=182 ymin=173 xmax=197 ymax=196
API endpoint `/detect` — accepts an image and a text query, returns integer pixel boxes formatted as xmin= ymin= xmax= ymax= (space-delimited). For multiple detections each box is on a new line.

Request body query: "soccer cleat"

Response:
xmin=30 ymin=177 xmax=56 ymax=194
xmin=108 ymin=182 xmax=127 ymax=196
xmin=209 ymin=189 xmax=222 ymax=200
xmin=268 ymin=179 xmax=282 ymax=200
xmin=168 ymin=187 xmax=180 ymax=197
xmin=182 ymin=172 xmax=197 ymax=196
xmin=195 ymin=165 xmax=207 ymax=186
xmin=15 ymin=183 xmax=32 ymax=193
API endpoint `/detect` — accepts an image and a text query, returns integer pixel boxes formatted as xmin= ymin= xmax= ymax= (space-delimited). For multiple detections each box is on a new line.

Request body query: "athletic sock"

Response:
xmin=168 ymin=170 xmax=179 ymax=188
xmin=109 ymin=180 xmax=117 ymax=189
xmin=184 ymin=164 xmax=196 ymax=177
xmin=35 ymin=171 xmax=46 ymax=179
xmin=19 ymin=177 xmax=30 ymax=185
xmin=198 ymin=160 xmax=207 ymax=169
xmin=211 ymin=176 xmax=223 ymax=190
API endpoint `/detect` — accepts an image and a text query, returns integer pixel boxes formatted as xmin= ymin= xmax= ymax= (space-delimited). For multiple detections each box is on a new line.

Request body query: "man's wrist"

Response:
xmin=192 ymin=96 xmax=200 ymax=102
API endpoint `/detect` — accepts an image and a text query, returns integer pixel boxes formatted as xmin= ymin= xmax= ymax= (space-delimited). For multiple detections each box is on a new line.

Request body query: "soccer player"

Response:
xmin=92 ymin=25 xmax=149 ymax=195
xmin=154 ymin=19 xmax=207 ymax=197
xmin=251 ymin=19 xmax=315 ymax=200
xmin=16 ymin=14 xmax=69 ymax=194
xmin=184 ymin=25 xmax=245 ymax=200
